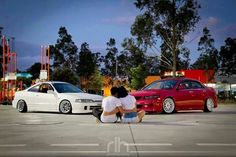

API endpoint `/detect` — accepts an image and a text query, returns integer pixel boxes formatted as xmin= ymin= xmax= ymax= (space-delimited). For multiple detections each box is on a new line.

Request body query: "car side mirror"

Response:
xmin=47 ymin=90 xmax=55 ymax=94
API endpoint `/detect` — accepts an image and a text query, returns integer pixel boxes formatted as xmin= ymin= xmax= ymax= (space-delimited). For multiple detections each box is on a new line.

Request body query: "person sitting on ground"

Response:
xmin=118 ymin=86 xmax=145 ymax=123
xmin=92 ymin=87 xmax=135 ymax=123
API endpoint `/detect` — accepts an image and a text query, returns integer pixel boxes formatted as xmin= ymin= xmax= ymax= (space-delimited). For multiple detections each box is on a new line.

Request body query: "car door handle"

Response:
xmin=189 ymin=91 xmax=194 ymax=94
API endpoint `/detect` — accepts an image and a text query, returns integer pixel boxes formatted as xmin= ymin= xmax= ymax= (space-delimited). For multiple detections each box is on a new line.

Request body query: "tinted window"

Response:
xmin=52 ymin=83 xmax=83 ymax=93
xmin=143 ymin=80 xmax=178 ymax=90
xmin=28 ymin=84 xmax=40 ymax=92
xmin=190 ymin=81 xmax=204 ymax=89
xmin=180 ymin=80 xmax=204 ymax=89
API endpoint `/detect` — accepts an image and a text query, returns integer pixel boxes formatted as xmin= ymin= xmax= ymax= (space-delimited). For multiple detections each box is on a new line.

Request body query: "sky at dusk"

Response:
xmin=0 ymin=0 xmax=236 ymax=70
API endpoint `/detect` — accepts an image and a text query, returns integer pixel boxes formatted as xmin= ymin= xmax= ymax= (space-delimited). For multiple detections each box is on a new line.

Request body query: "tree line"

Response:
xmin=2 ymin=0 xmax=236 ymax=90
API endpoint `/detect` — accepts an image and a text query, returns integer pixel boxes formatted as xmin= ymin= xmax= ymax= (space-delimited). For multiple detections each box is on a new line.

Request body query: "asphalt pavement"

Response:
xmin=0 ymin=104 xmax=236 ymax=157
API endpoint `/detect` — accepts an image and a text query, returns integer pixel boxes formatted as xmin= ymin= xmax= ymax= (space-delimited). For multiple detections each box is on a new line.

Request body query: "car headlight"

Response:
xmin=144 ymin=95 xmax=160 ymax=100
xmin=75 ymin=99 xmax=94 ymax=103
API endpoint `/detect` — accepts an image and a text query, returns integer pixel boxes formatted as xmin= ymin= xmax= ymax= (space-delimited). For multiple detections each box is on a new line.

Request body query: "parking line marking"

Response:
xmin=0 ymin=144 xmax=26 ymax=147
xmin=197 ymin=143 xmax=236 ymax=146
xmin=10 ymin=150 xmax=107 ymax=154
xmin=125 ymin=143 xmax=173 ymax=146
xmin=130 ymin=150 xmax=217 ymax=154
xmin=50 ymin=144 xmax=100 ymax=147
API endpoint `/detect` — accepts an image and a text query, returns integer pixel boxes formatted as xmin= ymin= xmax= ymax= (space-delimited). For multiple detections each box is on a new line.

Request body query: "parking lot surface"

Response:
xmin=0 ymin=104 xmax=236 ymax=157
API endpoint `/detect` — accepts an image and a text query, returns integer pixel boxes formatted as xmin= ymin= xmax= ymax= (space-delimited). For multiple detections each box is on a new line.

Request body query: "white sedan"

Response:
xmin=12 ymin=81 xmax=103 ymax=114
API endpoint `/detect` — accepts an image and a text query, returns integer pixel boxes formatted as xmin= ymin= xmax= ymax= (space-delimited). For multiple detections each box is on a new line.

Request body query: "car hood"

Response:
xmin=58 ymin=93 xmax=103 ymax=101
xmin=130 ymin=89 xmax=164 ymax=96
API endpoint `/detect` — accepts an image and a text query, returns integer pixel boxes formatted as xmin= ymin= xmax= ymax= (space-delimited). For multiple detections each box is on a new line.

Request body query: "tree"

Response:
xmin=52 ymin=68 xmax=79 ymax=85
xmin=219 ymin=38 xmax=236 ymax=76
xmin=130 ymin=65 xmax=148 ymax=90
xmin=177 ymin=47 xmax=191 ymax=70
xmin=88 ymin=68 xmax=103 ymax=93
xmin=17 ymin=77 xmax=32 ymax=88
xmin=102 ymin=38 xmax=118 ymax=78
xmin=119 ymin=38 xmax=147 ymax=78
xmin=131 ymin=0 xmax=200 ymax=77
xmin=27 ymin=62 xmax=41 ymax=80
xmin=191 ymin=27 xmax=218 ymax=70
xmin=78 ymin=42 xmax=100 ymax=89
xmin=51 ymin=26 xmax=79 ymax=72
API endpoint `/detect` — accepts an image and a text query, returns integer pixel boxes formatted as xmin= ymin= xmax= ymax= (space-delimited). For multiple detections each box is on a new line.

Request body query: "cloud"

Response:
xmin=13 ymin=40 xmax=40 ymax=70
xmin=215 ymin=23 xmax=236 ymax=40
xmin=101 ymin=16 xmax=135 ymax=25
xmin=206 ymin=17 xmax=219 ymax=27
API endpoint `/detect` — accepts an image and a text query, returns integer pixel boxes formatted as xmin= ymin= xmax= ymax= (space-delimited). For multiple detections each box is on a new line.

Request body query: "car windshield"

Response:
xmin=143 ymin=80 xmax=178 ymax=90
xmin=52 ymin=83 xmax=83 ymax=93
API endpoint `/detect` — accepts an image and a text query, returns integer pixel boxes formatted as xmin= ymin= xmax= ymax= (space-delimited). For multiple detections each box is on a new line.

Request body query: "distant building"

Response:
xmin=16 ymin=73 xmax=33 ymax=79
xmin=164 ymin=70 xmax=215 ymax=83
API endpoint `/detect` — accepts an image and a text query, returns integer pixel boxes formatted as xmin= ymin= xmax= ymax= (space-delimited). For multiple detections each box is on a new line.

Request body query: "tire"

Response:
xmin=17 ymin=100 xmax=27 ymax=112
xmin=59 ymin=100 xmax=72 ymax=114
xmin=204 ymin=98 xmax=214 ymax=112
xmin=162 ymin=98 xmax=175 ymax=114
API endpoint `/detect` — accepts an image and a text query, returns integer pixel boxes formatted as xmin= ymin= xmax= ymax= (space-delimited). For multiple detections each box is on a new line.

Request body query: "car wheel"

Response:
xmin=59 ymin=100 xmax=72 ymax=114
xmin=162 ymin=98 xmax=175 ymax=114
xmin=204 ymin=98 xmax=214 ymax=112
xmin=17 ymin=100 xmax=27 ymax=112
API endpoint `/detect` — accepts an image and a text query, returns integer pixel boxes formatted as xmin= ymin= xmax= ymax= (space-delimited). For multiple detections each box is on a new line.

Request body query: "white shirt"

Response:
xmin=120 ymin=95 xmax=139 ymax=123
xmin=101 ymin=96 xmax=122 ymax=123
xmin=120 ymin=95 xmax=136 ymax=110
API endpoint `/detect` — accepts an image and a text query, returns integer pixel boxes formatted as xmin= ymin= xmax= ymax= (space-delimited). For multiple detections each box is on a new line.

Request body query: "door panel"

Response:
xmin=34 ymin=93 xmax=57 ymax=111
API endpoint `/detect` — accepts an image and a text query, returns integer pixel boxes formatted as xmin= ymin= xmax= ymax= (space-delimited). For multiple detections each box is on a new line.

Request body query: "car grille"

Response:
xmin=93 ymin=100 xmax=102 ymax=103
xmin=89 ymin=106 xmax=102 ymax=110
xmin=135 ymin=96 xmax=142 ymax=100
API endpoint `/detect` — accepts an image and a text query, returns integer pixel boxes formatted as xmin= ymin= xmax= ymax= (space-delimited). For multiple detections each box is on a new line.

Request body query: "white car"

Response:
xmin=12 ymin=81 xmax=103 ymax=114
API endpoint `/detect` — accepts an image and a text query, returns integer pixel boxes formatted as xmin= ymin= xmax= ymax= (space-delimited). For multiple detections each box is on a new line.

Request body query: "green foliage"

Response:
xmin=88 ymin=68 xmax=103 ymax=91
xmin=52 ymin=68 xmax=79 ymax=85
xmin=17 ymin=77 xmax=32 ymax=88
xmin=132 ymin=0 xmax=200 ymax=76
xmin=51 ymin=26 xmax=79 ymax=72
xmin=177 ymin=47 xmax=191 ymax=70
xmin=130 ymin=65 xmax=148 ymax=90
xmin=219 ymin=38 xmax=236 ymax=76
xmin=27 ymin=62 xmax=41 ymax=80
xmin=78 ymin=42 xmax=99 ymax=78
xmin=191 ymin=27 xmax=219 ymax=70
xmin=101 ymin=38 xmax=118 ymax=77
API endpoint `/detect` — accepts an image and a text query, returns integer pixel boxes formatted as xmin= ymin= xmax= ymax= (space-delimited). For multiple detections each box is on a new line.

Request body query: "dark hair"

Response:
xmin=110 ymin=87 xmax=119 ymax=95
xmin=118 ymin=86 xmax=128 ymax=98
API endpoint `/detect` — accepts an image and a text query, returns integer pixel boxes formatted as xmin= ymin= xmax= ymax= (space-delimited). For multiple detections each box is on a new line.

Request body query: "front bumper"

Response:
xmin=72 ymin=102 xmax=102 ymax=113
xmin=136 ymin=99 xmax=162 ymax=112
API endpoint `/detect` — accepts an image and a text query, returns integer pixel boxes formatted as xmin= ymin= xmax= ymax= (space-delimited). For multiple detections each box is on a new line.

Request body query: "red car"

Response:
xmin=130 ymin=78 xmax=217 ymax=113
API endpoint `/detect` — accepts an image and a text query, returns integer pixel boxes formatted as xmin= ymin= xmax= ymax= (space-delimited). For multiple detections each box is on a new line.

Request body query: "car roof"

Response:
xmin=160 ymin=77 xmax=200 ymax=82
xmin=39 ymin=81 xmax=69 ymax=84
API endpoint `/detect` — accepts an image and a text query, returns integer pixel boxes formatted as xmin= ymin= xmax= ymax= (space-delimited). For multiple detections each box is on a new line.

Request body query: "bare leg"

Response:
xmin=137 ymin=110 xmax=145 ymax=122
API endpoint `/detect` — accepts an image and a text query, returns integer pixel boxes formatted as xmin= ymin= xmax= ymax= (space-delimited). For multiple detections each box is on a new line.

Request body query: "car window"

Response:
xmin=180 ymin=81 xmax=191 ymax=89
xmin=52 ymin=83 xmax=83 ymax=93
xmin=143 ymin=80 xmax=178 ymax=90
xmin=180 ymin=80 xmax=204 ymax=89
xmin=190 ymin=81 xmax=204 ymax=89
xmin=28 ymin=84 xmax=40 ymax=92
xmin=39 ymin=84 xmax=54 ymax=93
